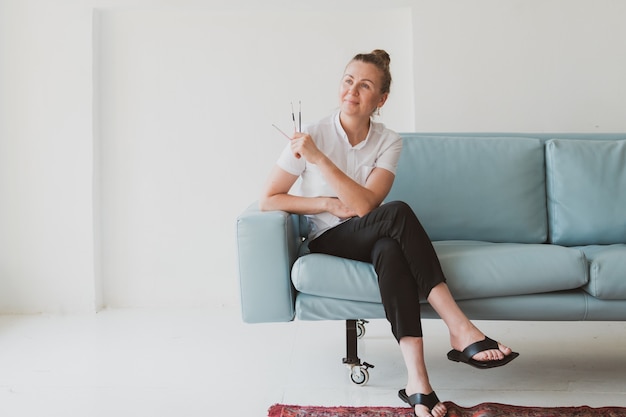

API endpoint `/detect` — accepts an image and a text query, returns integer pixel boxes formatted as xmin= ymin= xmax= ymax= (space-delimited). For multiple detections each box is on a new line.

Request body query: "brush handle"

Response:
xmin=272 ymin=124 xmax=301 ymax=158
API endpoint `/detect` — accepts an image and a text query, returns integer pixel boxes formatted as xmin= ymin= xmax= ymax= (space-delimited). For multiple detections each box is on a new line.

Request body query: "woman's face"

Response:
xmin=339 ymin=60 xmax=388 ymax=119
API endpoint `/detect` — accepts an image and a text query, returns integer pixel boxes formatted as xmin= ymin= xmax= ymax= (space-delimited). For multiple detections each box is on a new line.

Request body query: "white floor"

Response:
xmin=1 ymin=306 xmax=626 ymax=417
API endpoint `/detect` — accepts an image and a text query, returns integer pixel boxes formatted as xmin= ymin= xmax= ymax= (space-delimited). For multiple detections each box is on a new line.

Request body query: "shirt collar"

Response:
xmin=334 ymin=111 xmax=372 ymax=150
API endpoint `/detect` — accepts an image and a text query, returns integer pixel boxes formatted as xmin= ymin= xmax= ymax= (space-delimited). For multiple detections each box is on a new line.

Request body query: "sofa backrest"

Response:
xmin=546 ymin=138 xmax=626 ymax=246
xmin=387 ymin=135 xmax=547 ymax=243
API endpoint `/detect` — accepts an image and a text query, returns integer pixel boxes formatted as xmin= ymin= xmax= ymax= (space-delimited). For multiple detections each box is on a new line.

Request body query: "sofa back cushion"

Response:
xmin=387 ymin=135 xmax=547 ymax=243
xmin=546 ymin=139 xmax=626 ymax=245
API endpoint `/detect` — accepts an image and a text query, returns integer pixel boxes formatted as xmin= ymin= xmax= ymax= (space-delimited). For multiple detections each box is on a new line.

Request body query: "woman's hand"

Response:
xmin=325 ymin=197 xmax=357 ymax=220
xmin=291 ymin=133 xmax=325 ymax=164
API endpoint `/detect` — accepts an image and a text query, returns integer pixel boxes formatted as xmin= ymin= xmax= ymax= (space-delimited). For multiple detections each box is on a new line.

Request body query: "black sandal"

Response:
xmin=398 ymin=389 xmax=442 ymax=416
xmin=447 ymin=336 xmax=519 ymax=369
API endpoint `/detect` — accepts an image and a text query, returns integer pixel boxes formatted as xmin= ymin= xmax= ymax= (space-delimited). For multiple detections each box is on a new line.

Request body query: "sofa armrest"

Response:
xmin=236 ymin=202 xmax=302 ymax=323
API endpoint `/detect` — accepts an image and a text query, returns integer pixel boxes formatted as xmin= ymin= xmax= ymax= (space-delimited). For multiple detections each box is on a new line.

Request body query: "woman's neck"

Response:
xmin=339 ymin=112 xmax=370 ymax=146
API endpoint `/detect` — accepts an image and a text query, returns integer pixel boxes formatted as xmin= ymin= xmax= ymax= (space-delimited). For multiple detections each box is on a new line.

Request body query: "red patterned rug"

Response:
xmin=268 ymin=402 xmax=626 ymax=417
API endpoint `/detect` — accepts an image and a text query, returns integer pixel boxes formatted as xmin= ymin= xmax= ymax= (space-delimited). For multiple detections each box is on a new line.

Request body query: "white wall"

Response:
xmin=0 ymin=1 xmax=96 ymax=313
xmin=412 ymin=0 xmax=626 ymax=131
xmin=94 ymin=7 xmax=414 ymax=308
xmin=1 ymin=0 xmax=626 ymax=313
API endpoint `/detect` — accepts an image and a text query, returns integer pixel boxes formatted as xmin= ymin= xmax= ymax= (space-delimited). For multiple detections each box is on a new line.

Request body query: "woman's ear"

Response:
xmin=378 ymin=92 xmax=389 ymax=108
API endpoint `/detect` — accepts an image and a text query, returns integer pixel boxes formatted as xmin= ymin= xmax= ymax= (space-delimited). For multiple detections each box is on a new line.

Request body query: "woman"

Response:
xmin=259 ymin=49 xmax=518 ymax=417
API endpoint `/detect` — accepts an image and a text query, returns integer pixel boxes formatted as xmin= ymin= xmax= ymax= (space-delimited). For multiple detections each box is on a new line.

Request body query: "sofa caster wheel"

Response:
xmin=356 ymin=319 xmax=368 ymax=339
xmin=349 ymin=362 xmax=374 ymax=386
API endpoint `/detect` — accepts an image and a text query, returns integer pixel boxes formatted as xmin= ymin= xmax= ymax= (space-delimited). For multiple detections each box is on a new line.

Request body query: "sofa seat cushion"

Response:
xmin=292 ymin=253 xmax=380 ymax=303
xmin=435 ymin=241 xmax=588 ymax=300
xmin=546 ymin=138 xmax=626 ymax=246
xmin=291 ymin=241 xmax=588 ymax=303
xmin=578 ymin=244 xmax=626 ymax=300
xmin=387 ymin=135 xmax=547 ymax=243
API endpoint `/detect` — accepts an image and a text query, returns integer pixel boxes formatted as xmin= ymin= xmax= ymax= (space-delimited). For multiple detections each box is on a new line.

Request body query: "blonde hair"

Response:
xmin=351 ymin=49 xmax=392 ymax=94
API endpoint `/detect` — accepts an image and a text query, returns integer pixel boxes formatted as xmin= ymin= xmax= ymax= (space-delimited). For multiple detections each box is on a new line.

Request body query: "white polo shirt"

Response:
xmin=276 ymin=111 xmax=403 ymax=238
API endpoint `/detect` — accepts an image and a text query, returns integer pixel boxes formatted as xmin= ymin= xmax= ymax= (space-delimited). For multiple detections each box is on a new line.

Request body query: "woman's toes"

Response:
xmin=413 ymin=405 xmax=431 ymax=417
xmin=431 ymin=402 xmax=447 ymax=417
xmin=499 ymin=342 xmax=512 ymax=355
xmin=473 ymin=342 xmax=513 ymax=362
xmin=415 ymin=404 xmax=445 ymax=417
xmin=475 ymin=349 xmax=502 ymax=361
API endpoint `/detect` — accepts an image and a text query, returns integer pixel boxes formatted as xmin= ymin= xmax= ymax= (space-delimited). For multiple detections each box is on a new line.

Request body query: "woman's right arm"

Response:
xmin=259 ymin=165 xmax=356 ymax=219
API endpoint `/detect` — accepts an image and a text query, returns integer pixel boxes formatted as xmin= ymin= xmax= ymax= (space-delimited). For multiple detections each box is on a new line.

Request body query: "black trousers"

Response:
xmin=308 ymin=201 xmax=446 ymax=341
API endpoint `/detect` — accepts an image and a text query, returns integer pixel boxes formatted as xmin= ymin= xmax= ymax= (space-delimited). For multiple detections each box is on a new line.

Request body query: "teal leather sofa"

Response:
xmin=236 ymin=133 xmax=626 ymax=384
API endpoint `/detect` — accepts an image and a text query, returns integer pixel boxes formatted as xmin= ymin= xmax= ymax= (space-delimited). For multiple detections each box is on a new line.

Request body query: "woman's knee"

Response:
xmin=383 ymin=200 xmax=416 ymax=220
xmin=380 ymin=201 xmax=421 ymax=235
xmin=384 ymin=200 xmax=411 ymax=212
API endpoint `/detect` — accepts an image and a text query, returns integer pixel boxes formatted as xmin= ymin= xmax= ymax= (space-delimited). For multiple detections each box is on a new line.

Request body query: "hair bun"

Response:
xmin=371 ymin=49 xmax=391 ymax=68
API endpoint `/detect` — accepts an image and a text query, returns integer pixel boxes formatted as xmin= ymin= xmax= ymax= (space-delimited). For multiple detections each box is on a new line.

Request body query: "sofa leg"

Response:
xmin=342 ymin=319 xmax=374 ymax=385
xmin=343 ymin=319 xmax=360 ymax=366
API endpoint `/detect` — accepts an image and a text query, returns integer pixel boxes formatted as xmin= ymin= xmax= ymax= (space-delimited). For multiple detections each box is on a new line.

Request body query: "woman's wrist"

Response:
xmin=319 ymin=196 xmax=332 ymax=213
